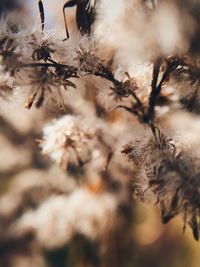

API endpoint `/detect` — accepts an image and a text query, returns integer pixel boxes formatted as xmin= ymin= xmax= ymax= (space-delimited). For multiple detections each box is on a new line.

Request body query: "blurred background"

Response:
xmin=0 ymin=1 xmax=200 ymax=267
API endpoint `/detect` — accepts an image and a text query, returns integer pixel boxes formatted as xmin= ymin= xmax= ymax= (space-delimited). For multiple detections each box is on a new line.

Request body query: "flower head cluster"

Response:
xmin=123 ymin=124 xmax=200 ymax=240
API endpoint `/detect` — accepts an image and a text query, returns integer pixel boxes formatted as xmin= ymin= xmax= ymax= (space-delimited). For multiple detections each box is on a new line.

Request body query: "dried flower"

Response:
xmin=123 ymin=124 xmax=200 ymax=240
xmin=41 ymin=115 xmax=96 ymax=169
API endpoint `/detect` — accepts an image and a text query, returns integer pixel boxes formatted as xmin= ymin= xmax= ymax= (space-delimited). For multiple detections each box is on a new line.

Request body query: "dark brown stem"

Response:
xmin=38 ymin=0 xmax=45 ymax=32
xmin=21 ymin=62 xmax=77 ymax=70
xmin=146 ymin=57 xmax=179 ymax=122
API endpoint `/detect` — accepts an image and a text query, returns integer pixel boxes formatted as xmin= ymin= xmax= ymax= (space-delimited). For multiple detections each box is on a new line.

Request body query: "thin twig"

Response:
xmin=146 ymin=57 xmax=179 ymax=122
